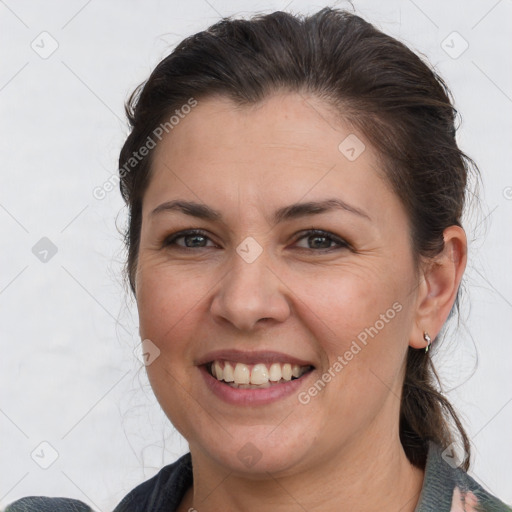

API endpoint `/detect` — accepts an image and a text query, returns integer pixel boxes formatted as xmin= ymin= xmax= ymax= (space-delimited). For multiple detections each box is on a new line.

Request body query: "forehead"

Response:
xmin=142 ymin=92 xmax=396 ymax=223
xmin=152 ymin=92 xmax=369 ymax=165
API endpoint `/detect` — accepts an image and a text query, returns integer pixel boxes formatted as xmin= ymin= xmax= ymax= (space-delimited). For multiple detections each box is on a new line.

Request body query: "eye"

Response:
xmin=162 ymin=229 xmax=218 ymax=249
xmin=293 ymin=229 xmax=350 ymax=252
xmin=162 ymin=228 xmax=350 ymax=252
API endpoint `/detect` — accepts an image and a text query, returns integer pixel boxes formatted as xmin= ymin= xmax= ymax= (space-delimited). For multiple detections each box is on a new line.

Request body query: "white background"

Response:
xmin=1 ymin=0 xmax=511 ymax=509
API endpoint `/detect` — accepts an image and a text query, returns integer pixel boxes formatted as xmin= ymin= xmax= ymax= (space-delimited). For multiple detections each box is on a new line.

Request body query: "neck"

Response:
xmin=180 ymin=435 xmax=425 ymax=512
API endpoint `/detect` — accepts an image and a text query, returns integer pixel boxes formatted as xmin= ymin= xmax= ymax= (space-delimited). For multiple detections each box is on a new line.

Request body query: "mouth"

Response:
xmin=205 ymin=360 xmax=315 ymax=389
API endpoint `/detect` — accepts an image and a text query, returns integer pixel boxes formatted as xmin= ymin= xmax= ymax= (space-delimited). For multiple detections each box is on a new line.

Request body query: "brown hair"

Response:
xmin=118 ymin=7 xmax=477 ymax=470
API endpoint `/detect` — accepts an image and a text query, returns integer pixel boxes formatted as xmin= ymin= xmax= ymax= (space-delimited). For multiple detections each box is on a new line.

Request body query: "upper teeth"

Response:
xmin=210 ymin=361 xmax=310 ymax=385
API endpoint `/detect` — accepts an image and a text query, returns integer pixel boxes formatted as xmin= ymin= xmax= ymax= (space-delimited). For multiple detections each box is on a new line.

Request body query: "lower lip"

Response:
xmin=199 ymin=365 xmax=314 ymax=406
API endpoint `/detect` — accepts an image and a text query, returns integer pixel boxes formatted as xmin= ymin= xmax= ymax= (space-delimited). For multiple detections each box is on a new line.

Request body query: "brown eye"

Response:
xmin=294 ymin=229 xmax=349 ymax=251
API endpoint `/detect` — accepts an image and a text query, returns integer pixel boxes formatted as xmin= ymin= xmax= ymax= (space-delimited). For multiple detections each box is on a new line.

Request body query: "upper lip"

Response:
xmin=195 ymin=349 xmax=315 ymax=367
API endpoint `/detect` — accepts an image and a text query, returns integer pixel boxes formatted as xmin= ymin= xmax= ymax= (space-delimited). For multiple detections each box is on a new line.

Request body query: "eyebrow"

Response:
xmin=150 ymin=198 xmax=371 ymax=224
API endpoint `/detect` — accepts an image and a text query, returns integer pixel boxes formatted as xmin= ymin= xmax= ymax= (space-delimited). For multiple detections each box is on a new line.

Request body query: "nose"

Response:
xmin=210 ymin=249 xmax=291 ymax=332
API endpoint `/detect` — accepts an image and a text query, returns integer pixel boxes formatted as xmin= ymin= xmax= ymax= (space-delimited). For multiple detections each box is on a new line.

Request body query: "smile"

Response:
xmin=207 ymin=360 xmax=314 ymax=389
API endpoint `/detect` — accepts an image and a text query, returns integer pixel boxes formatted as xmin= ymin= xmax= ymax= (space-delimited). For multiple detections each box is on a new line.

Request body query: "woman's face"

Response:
xmin=135 ymin=92 xmax=422 ymax=476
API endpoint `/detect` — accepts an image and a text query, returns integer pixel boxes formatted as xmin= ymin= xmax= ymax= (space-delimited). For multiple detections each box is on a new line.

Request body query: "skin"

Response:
xmin=134 ymin=92 xmax=467 ymax=511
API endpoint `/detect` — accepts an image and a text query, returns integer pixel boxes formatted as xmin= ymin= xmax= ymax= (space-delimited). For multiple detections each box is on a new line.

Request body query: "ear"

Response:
xmin=409 ymin=226 xmax=467 ymax=350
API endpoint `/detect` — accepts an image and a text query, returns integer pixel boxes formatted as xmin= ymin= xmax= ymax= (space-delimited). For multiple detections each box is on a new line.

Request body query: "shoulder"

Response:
xmin=113 ymin=452 xmax=193 ymax=512
xmin=5 ymin=453 xmax=192 ymax=512
xmin=416 ymin=441 xmax=512 ymax=512
xmin=5 ymin=497 xmax=93 ymax=512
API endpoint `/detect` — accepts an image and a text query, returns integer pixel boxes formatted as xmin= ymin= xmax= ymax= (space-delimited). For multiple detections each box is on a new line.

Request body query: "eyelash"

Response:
xmin=162 ymin=228 xmax=350 ymax=253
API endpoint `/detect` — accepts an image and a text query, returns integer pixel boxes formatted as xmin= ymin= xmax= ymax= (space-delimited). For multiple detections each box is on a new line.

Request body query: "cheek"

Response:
xmin=293 ymin=264 xmax=407 ymax=349
xmin=281 ymin=268 xmax=412 ymax=449
xmin=290 ymin=263 xmax=414 ymax=406
xmin=135 ymin=264 xmax=211 ymax=433
xmin=294 ymin=269 xmax=412 ymax=406
xmin=136 ymin=261 xmax=209 ymax=344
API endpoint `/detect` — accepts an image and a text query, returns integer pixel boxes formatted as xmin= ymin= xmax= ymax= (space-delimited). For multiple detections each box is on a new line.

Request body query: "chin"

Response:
xmin=189 ymin=423 xmax=319 ymax=477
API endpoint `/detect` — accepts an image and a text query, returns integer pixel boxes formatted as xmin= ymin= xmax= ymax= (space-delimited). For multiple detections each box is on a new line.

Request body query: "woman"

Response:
xmin=7 ymin=7 xmax=511 ymax=512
